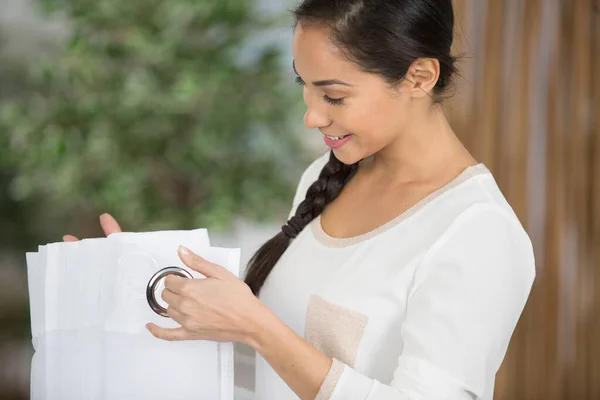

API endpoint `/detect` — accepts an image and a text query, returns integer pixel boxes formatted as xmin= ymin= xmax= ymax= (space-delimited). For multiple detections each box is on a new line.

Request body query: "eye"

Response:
xmin=323 ymin=95 xmax=344 ymax=106
xmin=295 ymin=75 xmax=344 ymax=105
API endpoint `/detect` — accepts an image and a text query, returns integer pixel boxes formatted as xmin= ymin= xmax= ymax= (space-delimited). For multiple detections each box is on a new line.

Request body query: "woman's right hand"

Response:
xmin=63 ymin=213 xmax=123 ymax=242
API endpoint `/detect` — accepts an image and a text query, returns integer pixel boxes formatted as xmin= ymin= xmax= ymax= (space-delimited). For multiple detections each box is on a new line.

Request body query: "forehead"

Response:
xmin=292 ymin=23 xmax=362 ymax=80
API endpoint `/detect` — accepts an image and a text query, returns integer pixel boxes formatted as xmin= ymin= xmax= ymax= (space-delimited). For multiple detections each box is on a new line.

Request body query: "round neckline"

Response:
xmin=310 ymin=163 xmax=491 ymax=248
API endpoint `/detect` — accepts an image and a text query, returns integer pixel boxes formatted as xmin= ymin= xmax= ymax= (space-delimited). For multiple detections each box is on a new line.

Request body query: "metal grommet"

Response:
xmin=146 ymin=266 xmax=193 ymax=317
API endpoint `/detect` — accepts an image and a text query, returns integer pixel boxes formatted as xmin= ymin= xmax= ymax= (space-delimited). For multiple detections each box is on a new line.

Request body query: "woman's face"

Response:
xmin=292 ymin=23 xmax=415 ymax=165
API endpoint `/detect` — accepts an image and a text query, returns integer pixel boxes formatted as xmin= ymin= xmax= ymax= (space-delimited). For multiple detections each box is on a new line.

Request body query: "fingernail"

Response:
xmin=178 ymin=245 xmax=191 ymax=256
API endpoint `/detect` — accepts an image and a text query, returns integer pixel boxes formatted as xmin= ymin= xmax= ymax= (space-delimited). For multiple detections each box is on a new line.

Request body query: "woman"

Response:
xmin=66 ymin=0 xmax=535 ymax=399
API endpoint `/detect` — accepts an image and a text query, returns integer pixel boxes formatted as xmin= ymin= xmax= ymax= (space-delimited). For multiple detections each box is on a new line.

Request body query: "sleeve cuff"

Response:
xmin=315 ymin=358 xmax=375 ymax=400
xmin=315 ymin=358 xmax=345 ymax=400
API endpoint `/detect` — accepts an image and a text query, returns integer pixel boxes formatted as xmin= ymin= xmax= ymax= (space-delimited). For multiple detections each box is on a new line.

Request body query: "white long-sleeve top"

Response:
xmin=255 ymin=152 xmax=535 ymax=400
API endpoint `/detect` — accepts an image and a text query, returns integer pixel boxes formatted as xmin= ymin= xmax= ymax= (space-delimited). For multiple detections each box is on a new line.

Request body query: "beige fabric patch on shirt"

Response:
xmin=304 ymin=295 xmax=369 ymax=367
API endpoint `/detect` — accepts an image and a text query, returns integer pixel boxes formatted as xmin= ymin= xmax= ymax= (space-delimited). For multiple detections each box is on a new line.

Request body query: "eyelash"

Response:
xmin=295 ymin=76 xmax=344 ymax=106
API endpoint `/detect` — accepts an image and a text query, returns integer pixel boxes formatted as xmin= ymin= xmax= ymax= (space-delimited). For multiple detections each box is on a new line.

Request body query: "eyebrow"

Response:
xmin=293 ymin=60 xmax=353 ymax=87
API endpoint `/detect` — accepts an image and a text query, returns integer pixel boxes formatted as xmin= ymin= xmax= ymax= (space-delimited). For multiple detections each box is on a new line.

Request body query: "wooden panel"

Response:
xmin=588 ymin=1 xmax=600 ymax=397
xmin=449 ymin=1 xmax=600 ymax=398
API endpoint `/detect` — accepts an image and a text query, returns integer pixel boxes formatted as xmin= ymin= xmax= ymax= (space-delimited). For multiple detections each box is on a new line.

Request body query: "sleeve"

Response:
xmin=315 ymin=204 xmax=536 ymax=400
xmin=287 ymin=151 xmax=330 ymax=220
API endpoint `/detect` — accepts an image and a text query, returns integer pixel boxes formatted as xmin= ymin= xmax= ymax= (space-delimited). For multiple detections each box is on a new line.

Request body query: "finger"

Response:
xmin=177 ymin=246 xmax=234 ymax=280
xmin=163 ymin=275 xmax=192 ymax=295
xmin=99 ymin=213 xmax=122 ymax=236
xmin=166 ymin=305 xmax=186 ymax=325
xmin=63 ymin=235 xmax=80 ymax=242
xmin=161 ymin=288 xmax=184 ymax=309
xmin=146 ymin=324 xmax=190 ymax=341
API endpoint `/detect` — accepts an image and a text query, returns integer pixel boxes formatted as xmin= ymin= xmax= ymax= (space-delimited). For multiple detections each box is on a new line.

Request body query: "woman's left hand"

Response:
xmin=146 ymin=245 xmax=264 ymax=345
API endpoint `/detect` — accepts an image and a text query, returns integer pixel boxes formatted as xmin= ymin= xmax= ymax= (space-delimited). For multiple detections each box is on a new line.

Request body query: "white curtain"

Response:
xmin=26 ymin=230 xmax=239 ymax=400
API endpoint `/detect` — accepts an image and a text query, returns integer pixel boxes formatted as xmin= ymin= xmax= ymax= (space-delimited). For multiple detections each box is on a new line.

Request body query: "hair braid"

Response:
xmin=244 ymin=151 xmax=358 ymax=296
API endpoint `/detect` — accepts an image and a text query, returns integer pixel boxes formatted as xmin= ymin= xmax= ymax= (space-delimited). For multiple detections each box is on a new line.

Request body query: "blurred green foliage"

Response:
xmin=0 ymin=0 xmax=305 ymax=244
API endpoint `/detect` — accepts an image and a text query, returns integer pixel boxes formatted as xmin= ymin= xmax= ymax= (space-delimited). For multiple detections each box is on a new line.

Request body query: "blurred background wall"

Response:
xmin=448 ymin=1 xmax=600 ymax=399
xmin=0 ymin=0 xmax=598 ymax=399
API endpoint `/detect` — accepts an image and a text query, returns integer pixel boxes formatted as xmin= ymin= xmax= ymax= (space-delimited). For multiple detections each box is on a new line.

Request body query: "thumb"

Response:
xmin=177 ymin=246 xmax=233 ymax=280
xmin=146 ymin=323 xmax=191 ymax=341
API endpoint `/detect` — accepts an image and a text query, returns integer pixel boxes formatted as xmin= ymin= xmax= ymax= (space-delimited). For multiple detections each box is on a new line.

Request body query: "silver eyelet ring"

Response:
xmin=146 ymin=266 xmax=193 ymax=317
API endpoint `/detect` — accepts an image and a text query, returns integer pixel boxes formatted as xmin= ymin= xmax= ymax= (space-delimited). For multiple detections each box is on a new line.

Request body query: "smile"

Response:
xmin=323 ymin=133 xmax=353 ymax=149
xmin=324 ymin=134 xmax=351 ymax=141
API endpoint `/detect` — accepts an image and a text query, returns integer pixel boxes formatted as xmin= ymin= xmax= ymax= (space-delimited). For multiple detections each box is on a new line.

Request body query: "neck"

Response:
xmin=366 ymin=105 xmax=475 ymax=183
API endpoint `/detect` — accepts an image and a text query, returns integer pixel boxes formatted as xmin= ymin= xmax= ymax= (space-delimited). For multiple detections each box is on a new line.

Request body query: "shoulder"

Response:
xmin=431 ymin=202 xmax=529 ymax=248
xmin=412 ymin=164 xmax=530 ymax=248
xmin=419 ymin=202 xmax=536 ymax=290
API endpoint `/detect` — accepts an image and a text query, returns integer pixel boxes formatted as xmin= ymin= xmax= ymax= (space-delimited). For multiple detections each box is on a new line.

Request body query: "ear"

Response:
xmin=405 ymin=58 xmax=441 ymax=98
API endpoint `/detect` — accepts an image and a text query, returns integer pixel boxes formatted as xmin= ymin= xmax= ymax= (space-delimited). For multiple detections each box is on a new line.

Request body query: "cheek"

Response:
xmin=332 ymin=105 xmax=398 ymax=164
xmin=342 ymin=98 xmax=404 ymax=141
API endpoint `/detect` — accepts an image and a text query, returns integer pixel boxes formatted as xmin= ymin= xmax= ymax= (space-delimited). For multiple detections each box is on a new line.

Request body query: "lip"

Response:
xmin=323 ymin=134 xmax=352 ymax=149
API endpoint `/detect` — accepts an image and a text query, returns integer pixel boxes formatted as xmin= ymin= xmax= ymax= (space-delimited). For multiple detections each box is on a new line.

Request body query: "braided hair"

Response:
xmin=244 ymin=151 xmax=358 ymax=295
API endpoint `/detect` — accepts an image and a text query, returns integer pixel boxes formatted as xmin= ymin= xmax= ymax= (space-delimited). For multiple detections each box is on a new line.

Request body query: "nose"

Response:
xmin=303 ymin=91 xmax=332 ymax=130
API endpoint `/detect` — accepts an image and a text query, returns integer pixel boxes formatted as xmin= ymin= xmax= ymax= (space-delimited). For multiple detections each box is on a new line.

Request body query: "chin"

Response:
xmin=332 ymin=147 xmax=364 ymax=165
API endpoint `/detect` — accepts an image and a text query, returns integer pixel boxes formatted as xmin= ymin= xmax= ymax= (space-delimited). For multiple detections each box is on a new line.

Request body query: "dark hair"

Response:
xmin=244 ymin=0 xmax=457 ymax=296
